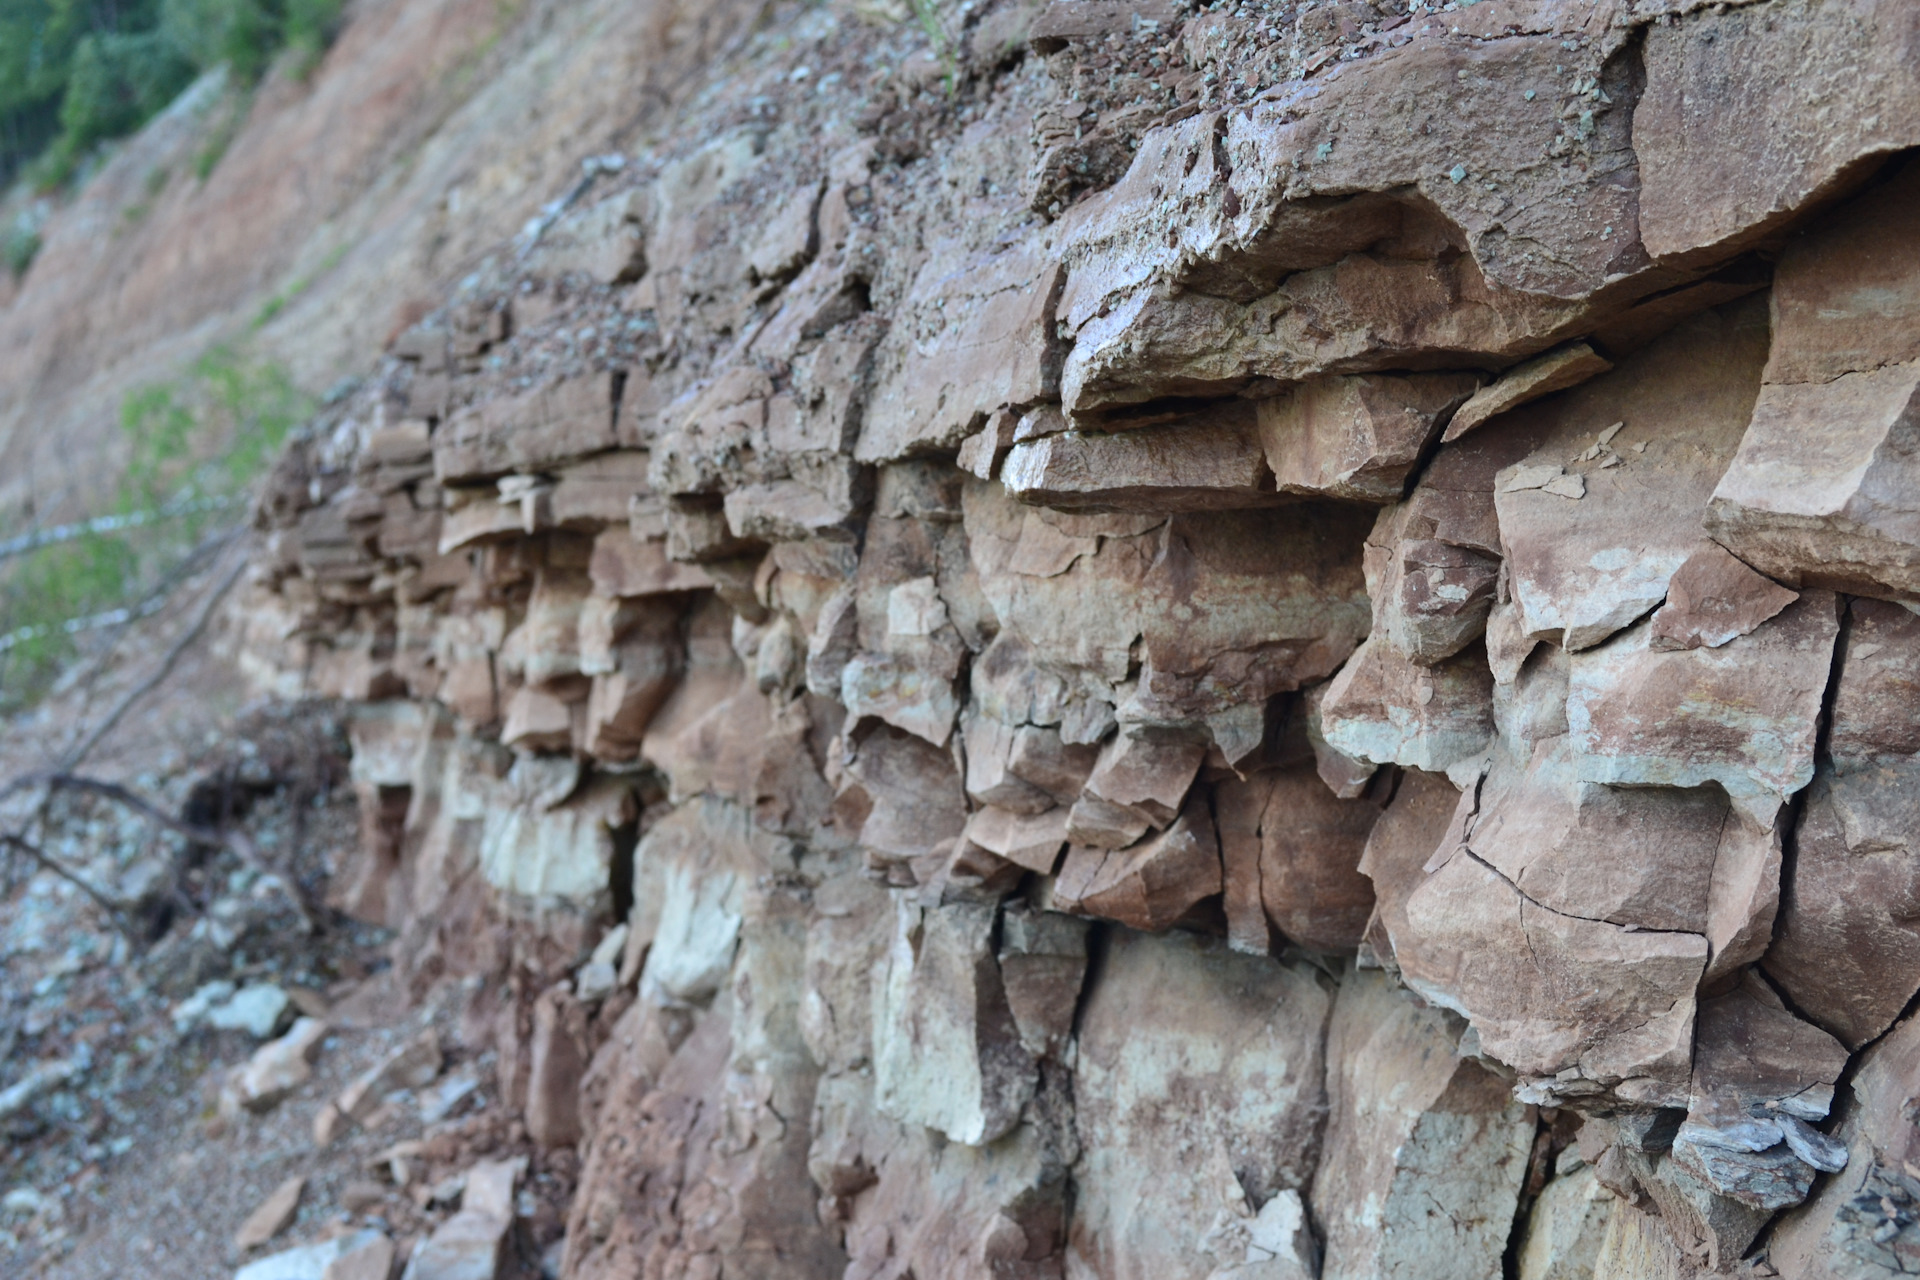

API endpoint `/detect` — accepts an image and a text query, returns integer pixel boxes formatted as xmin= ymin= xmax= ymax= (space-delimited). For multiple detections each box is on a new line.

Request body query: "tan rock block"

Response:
xmin=1261 ymin=371 xmax=1480 ymax=502
xmin=1355 ymin=767 xmax=1462 ymax=968
xmin=996 ymin=905 xmax=1088 ymax=1061
xmin=1706 ymin=163 xmax=1920 ymax=602
xmin=859 ymin=240 xmax=1063 ymax=461
xmin=1492 ymin=302 xmax=1767 ymax=652
xmin=1318 ymin=635 xmax=1495 ymax=775
xmin=1648 ymin=544 xmax=1798 ymax=652
xmin=1396 ymin=846 xmax=1705 ymax=1096
xmin=1083 ymin=725 xmax=1206 ymax=826
xmin=1064 ymin=793 xmax=1154 ymax=850
xmin=962 ymin=805 xmax=1068 ymax=875
xmin=1006 ymin=722 xmax=1100 ymax=804
xmin=1056 ymin=29 xmax=1654 ymax=415
xmin=499 ymin=686 xmax=575 ymax=753
xmin=841 ymin=722 xmax=969 ymax=867
xmin=1068 ymin=929 xmax=1329 ymax=1280
xmin=871 ymin=900 xmax=1034 ymax=1146
xmin=960 ymin=713 xmax=1054 ymax=813
xmin=587 ymin=528 xmax=712 ymax=597
xmin=1566 ymin=590 xmax=1840 ymax=822
xmin=433 ymin=371 xmax=620 ymax=484
xmin=1313 ymin=968 xmax=1532 ymax=1280
xmin=966 ymin=481 xmax=1371 ymax=721
xmin=525 ymin=987 xmax=586 ymax=1149
xmin=1765 ymin=765 xmax=1920 ymax=1051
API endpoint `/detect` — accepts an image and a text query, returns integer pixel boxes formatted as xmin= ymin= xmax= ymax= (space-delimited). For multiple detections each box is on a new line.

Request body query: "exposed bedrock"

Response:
xmin=238 ymin=0 xmax=1920 ymax=1275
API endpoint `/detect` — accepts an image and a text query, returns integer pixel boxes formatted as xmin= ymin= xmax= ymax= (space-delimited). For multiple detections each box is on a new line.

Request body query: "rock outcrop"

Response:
xmin=218 ymin=0 xmax=1920 ymax=1276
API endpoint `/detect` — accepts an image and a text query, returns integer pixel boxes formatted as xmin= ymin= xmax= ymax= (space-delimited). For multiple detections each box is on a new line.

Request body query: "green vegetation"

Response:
xmin=3 ymin=219 xmax=38 ymax=276
xmin=0 ymin=0 xmax=347 ymax=190
xmin=0 ymin=347 xmax=311 ymax=708
xmin=910 ymin=0 xmax=959 ymax=95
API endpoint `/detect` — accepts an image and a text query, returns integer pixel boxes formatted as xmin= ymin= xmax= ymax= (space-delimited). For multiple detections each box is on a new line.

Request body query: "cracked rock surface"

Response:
xmin=10 ymin=0 xmax=1920 ymax=1277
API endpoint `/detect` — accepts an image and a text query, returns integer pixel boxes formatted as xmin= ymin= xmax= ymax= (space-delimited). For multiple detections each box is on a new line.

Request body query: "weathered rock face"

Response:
xmin=230 ymin=1 xmax=1920 ymax=1276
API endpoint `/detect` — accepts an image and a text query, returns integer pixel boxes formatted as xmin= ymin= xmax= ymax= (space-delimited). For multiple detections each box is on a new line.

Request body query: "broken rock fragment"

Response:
xmin=1647 ymin=543 xmax=1798 ymax=652
xmin=1318 ymin=636 xmax=1495 ymax=776
xmin=871 ymin=899 xmax=1034 ymax=1146
xmin=1765 ymin=599 xmax=1920 ymax=1048
xmin=1002 ymin=406 xmax=1278 ymax=513
xmin=1706 ymin=160 xmax=1920 ymax=604
xmin=1054 ymin=795 xmax=1223 ymax=933
xmin=1672 ymin=971 xmax=1850 ymax=1211
xmin=1442 ymin=342 xmax=1611 ymax=443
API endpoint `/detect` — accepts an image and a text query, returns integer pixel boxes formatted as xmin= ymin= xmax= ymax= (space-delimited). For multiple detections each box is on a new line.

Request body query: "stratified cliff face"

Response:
xmin=241 ymin=1 xmax=1920 ymax=1276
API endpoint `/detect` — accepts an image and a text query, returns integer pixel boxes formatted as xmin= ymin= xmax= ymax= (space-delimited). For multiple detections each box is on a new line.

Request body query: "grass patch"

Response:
xmin=0 ymin=346 xmax=312 ymax=708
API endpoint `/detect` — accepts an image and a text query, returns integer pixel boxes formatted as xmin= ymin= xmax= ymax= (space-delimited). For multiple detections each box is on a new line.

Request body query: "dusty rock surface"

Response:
xmin=5 ymin=1 xmax=1920 ymax=1279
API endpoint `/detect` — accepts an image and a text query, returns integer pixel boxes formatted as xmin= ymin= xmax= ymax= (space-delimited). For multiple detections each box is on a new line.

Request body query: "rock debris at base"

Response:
xmin=6 ymin=0 xmax=1920 ymax=1278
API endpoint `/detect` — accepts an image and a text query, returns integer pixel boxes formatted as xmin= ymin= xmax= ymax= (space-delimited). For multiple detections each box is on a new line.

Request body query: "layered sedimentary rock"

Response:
xmin=236 ymin=1 xmax=1920 ymax=1276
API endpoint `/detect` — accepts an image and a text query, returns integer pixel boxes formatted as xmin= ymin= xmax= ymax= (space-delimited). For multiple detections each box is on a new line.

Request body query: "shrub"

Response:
xmin=1 ymin=0 xmax=348 ymax=189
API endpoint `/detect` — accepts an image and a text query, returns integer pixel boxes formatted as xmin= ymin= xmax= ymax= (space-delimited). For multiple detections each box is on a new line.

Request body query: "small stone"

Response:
xmin=228 ymin=1018 xmax=330 ymax=1116
xmin=321 ymin=1234 xmax=396 ymax=1280
xmin=235 ymin=1176 xmax=304 ymax=1251
xmin=208 ymin=985 xmax=294 ymax=1039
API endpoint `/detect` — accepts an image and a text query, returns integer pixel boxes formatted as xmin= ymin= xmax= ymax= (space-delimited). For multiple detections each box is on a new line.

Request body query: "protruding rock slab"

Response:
xmin=1069 ymin=930 xmax=1330 ymax=1280
xmin=965 ymin=481 xmax=1372 ymax=721
xmin=1397 ymin=841 xmax=1706 ymax=1099
xmin=1054 ymin=28 xmax=1655 ymax=414
xmin=1707 ymin=161 xmax=1920 ymax=601
xmin=1217 ymin=764 xmax=1383 ymax=956
xmin=1002 ymin=405 xmax=1280 ymax=512
xmin=1443 ymin=343 xmax=1610 ymax=443
xmin=1314 ymin=968 xmax=1533 ymax=1280
xmin=1319 ymin=636 xmax=1495 ymax=775
xmin=1672 ymin=971 xmax=1849 ymax=1212
xmin=1765 ymin=599 xmax=1920 ymax=1049
xmin=1635 ymin=1 xmax=1920 ymax=267
xmin=1054 ymin=796 xmax=1222 ymax=932
xmin=1648 ymin=544 xmax=1798 ymax=652
xmin=1259 ymin=372 xmax=1480 ymax=504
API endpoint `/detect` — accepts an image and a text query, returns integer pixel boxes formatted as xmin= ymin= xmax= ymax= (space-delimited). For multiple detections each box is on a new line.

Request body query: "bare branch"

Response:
xmin=0 ymin=832 xmax=136 ymax=940
xmin=62 ymin=546 xmax=249 ymax=770
xmin=18 ymin=773 xmax=319 ymax=933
